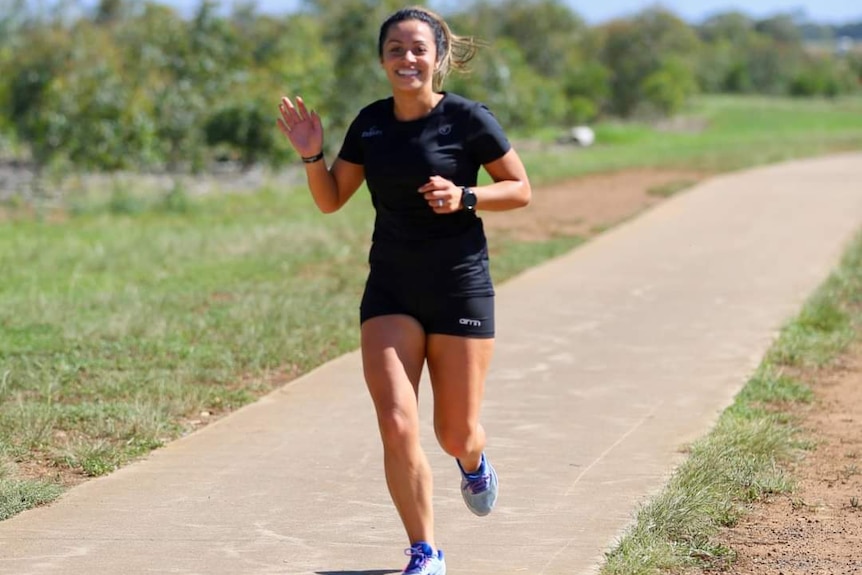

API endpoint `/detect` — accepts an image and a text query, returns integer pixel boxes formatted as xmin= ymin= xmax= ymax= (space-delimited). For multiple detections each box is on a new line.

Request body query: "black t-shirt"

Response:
xmin=338 ymin=92 xmax=511 ymax=244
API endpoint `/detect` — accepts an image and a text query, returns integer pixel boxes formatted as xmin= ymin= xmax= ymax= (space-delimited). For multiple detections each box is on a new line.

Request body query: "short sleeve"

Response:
xmin=467 ymin=103 xmax=512 ymax=166
xmin=337 ymin=114 xmax=364 ymax=165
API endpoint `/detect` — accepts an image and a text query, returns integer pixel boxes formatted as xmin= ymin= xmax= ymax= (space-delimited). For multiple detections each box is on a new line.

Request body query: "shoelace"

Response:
xmin=403 ymin=546 xmax=431 ymax=573
xmin=463 ymin=471 xmax=490 ymax=494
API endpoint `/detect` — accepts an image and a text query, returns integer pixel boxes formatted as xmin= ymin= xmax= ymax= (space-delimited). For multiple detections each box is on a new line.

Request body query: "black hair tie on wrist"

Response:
xmin=301 ymin=151 xmax=324 ymax=164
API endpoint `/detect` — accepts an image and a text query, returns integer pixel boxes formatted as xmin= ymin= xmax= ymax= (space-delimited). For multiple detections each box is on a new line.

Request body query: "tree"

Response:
xmin=562 ymin=61 xmax=610 ymax=122
xmin=699 ymin=11 xmax=754 ymax=45
xmin=205 ymin=100 xmax=280 ymax=169
xmin=304 ymin=0 xmax=413 ymax=138
xmin=790 ymin=56 xmax=859 ymax=97
xmin=695 ymin=10 xmax=807 ymax=95
xmin=448 ymin=37 xmax=566 ymax=130
xmin=641 ymin=58 xmax=698 ymax=116
xmin=6 ymin=26 xmax=71 ymax=167
xmin=196 ymin=11 xmax=328 ymax=169
xmin=755 ymin=14 xmax=802 ymax=45
xmin=493 ymin=0 xmax=588 ymax=79
xmin=93 ymin=0 xmax=128 ymax=25
xmin=745 ymin=34 xmax=800 ymax=94
xmin=600 ymin=8 xmax=701 ymax=117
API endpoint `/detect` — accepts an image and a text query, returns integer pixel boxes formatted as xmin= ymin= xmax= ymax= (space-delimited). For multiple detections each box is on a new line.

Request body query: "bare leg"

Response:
xmin=362 ymin=315 xmax=435 ymax=549
xmin=426 ymin=334 xmax=495 ymax=472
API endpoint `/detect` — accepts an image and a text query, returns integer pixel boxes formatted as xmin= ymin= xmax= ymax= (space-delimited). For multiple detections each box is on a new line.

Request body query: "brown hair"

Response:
xmin=378 ymin=6 xmax=479 ymax=90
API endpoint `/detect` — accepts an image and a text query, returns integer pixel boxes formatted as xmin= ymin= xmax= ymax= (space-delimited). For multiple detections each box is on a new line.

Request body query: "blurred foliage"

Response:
xmin=0 ymin=0 xmax=859 ymax=173
xmin=600 ymin=8 xmax=701 ymax=117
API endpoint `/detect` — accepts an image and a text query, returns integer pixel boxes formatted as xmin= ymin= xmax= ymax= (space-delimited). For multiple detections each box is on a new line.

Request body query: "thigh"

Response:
xmin=361 ymin=314 xmax=428 ymax=418
xmin=426 ymin=334 xmax=495 ymax=431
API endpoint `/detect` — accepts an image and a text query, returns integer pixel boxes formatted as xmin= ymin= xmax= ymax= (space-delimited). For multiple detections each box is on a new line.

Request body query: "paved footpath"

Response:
xmin=2 ymin=153 xmax=862 ymax=575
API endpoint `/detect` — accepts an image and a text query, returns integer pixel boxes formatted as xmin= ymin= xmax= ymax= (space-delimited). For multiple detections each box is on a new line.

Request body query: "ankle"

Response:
xmin=457 ymin=453 xmax=485 ymax=475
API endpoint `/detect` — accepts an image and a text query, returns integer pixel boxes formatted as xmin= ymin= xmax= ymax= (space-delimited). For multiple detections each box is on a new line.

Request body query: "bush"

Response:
xmin=723 ymin=61 xmax=753 ymax=92
xmin=790 ymin=57 xmax=859 ymax=97
xmin=564 ymin=62 xmax=611 ymax=98
xmin=205 ymin=100 xmax=282 ymax=169
xmin=640 ymin=59 xmax=698 ymax=116
xmin=568 ymin=96 xmax=598 ymax=124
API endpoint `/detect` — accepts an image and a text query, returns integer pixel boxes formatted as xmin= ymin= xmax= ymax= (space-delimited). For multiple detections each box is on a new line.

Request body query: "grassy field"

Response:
xmin=518 ymin=95 xmax=862 ymax=185
xmin=2 ymin=95 xmax=862 ymax=521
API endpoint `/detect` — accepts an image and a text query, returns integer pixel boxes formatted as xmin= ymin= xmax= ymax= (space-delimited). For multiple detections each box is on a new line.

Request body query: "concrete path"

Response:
xmin=2 ymin=153 xmax=862 ymax=575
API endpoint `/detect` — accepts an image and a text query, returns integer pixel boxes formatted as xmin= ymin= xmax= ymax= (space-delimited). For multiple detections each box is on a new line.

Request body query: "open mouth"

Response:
xmin=396 ymin=70 xmax=420 ymax=77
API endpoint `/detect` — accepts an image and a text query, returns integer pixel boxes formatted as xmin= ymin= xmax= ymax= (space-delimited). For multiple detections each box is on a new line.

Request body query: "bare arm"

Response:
xmin=277 ymin=96 xmax=365 ymax=213
xmin=300 ymin=157 xmax=365 ymax=214
xmin=471 ymin=148 xmax=531 ymax=211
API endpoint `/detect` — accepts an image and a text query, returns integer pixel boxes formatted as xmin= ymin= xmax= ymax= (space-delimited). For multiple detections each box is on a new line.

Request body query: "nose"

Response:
xmin=404 ymin=50 xmax=417 ymax=62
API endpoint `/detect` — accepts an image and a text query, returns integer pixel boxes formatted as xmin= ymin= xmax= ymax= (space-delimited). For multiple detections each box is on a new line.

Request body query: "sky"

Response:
xmin=148 ymin=0 xmax=862 ymax=25
xmin=559 ymin=0 xmax=862 ymax=23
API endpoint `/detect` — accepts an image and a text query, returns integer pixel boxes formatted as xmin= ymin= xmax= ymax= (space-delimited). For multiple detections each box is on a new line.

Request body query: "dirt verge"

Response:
xmin=482 ymin=168 xmax=708 ymax=241
xmin=700 ymin=347 xmax=862 ymax=575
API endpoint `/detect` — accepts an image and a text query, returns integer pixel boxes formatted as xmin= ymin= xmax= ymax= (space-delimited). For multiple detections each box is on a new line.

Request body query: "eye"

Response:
xmin=388 ymin=46 xmax=404 ymax=56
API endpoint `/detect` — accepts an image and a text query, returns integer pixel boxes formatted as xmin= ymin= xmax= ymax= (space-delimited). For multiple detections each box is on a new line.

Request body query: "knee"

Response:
xmin=377 ymin=407 xmax=419 ymax=452
xmin=435 ymin=423 xmax=479 ymax=460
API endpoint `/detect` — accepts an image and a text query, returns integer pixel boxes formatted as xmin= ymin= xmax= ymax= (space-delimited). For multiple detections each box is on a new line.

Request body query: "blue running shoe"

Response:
xmin=457 ymin=453 xmax=498 ymax=516
xmin=402 ymin=542 xmax=446 ymax=575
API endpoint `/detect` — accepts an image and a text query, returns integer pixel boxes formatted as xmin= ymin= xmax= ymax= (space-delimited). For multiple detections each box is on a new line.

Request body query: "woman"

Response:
xmin=277 ymin=6 xmax=531 ymax=575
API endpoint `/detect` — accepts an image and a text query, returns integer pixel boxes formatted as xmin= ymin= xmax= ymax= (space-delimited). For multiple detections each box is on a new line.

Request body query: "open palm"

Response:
xmin=277 ymin=96 xmax=323 ymax=158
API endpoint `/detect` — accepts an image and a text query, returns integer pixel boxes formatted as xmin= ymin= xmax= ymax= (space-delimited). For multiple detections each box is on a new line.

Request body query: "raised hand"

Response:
xmin=277 ymin=96 xmax=324 ymax=158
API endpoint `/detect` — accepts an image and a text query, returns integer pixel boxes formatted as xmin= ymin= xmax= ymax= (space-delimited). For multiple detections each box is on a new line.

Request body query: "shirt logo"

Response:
xmin=362 ymin=126 xmax=383 ymax=138
xmin=438 ymin=124 xmax=452 ymax=136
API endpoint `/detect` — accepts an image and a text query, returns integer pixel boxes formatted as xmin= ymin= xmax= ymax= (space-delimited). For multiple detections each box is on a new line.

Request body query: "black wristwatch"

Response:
xmin=460 ymin=187 xmax=477 ymax=212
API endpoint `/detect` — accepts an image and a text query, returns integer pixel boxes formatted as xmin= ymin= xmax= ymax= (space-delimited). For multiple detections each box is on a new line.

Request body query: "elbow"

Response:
xmin=517 ymin=181 xmax=532 ymax=208
xmin=313 ymin=196 xmax=342 ymax=214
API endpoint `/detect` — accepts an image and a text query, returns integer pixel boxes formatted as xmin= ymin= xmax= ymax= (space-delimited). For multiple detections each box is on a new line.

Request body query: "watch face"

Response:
xmin=463 ymin=188 xmax=477 ymax=209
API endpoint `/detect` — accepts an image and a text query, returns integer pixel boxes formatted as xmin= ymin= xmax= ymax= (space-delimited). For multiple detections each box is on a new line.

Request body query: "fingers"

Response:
xmin=296 ymin=97 xmax=310 ymax=121
xmin=279 ymin=97 xmax=295 ymax=125
xmin=419 ymin=175 xmax=458 ymax=212
xmin=278 ymin=96 xmax=307 ymax=130
xmin=276 ymin=117 xmax=291 ymax=138
xmin=421 ymin=190 xmax=451 ymax=212
xmin=417 ymin=175 xmax=451 ymax=193
xmin=418 ymin=175 xmax=457 ymax=212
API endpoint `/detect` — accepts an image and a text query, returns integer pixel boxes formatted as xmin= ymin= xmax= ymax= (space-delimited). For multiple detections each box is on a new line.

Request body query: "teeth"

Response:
xmin=397 ymin=70 xmax=419 ymax=76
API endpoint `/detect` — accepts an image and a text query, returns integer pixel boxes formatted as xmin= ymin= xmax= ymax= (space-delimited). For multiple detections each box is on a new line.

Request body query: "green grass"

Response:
xmin=600 ymin=228 xmax=862 ymax=575
xmin=647 ymin=180 xmax=699 ymax=198
xmin=2 ymin=94 xmax=862 ymax=521
xmin=517 ymin=95 xmax=862 ymax=185
xmin=0 ymin=183 xmax=579 ymax=518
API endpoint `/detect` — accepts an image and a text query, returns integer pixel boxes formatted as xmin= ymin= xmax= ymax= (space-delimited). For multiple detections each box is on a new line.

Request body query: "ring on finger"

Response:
xmin=437 ymin=199 xmax=444 ymax=207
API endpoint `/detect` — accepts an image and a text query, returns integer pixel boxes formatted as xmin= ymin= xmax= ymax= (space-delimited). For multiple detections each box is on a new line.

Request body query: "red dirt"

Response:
xmin=699 ymin=348 xmax=862 ymax=575
xmin=481 ymin=168 xmax=708 ymax=241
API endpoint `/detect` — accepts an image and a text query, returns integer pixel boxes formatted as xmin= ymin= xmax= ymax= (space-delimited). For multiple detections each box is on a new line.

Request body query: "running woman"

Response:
xmin=277 ymin=6 xmax=531 ymax=574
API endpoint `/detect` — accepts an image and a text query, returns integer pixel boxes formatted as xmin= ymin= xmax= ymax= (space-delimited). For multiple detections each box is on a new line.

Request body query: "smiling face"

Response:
xmin=380 ymin=19 xmax=438 ymax=95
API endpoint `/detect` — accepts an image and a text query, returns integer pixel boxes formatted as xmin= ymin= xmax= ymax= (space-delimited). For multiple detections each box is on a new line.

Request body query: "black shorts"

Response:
xmin=359 ymin=230 xmax=496 ymax=338
xmin=361 ymin=284 xmax=495 ymax=338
